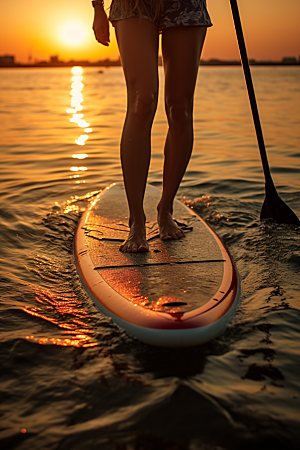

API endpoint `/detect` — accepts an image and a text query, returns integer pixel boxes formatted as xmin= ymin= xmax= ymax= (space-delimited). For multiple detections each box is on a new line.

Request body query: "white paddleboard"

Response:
xmin=74 ymin=183 xmax=240 ymax=347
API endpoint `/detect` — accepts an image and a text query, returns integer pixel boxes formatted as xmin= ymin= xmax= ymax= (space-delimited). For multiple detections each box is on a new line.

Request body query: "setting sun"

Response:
xmin=1 ymin=1 xmax=299 ymax=63
xmin=60 ymin=23 xmax=87 ymax=46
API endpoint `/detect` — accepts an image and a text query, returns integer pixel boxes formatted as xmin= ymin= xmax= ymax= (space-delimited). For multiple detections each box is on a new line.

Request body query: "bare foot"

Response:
xmin=157 ymin=204 xmax=185 ymax=241
xmin=119 ymin=222 xmax=149 ymax=253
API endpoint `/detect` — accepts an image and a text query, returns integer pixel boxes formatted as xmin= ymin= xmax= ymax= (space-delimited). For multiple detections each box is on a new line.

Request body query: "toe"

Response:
xmin=131 ymin=244 xmax=138 ymax=253
xmin=178 ymin=229 xmax=185 ymax=239
xmin=138 ymin=243 xmax=149 ymax=252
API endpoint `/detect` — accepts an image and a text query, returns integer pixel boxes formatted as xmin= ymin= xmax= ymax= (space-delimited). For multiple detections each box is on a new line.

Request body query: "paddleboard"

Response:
xmin=74 ymin=183 xmax=240 ymax=347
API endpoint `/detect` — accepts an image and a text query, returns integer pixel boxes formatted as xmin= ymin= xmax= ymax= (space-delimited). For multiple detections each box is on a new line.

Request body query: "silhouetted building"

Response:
xmin=50 ymin=55 xmax=60 ymax=64
xmin=282 ymin=57 xmax=297 ymax=64
xmin=0 ymin=55 xmax=15 ymax=66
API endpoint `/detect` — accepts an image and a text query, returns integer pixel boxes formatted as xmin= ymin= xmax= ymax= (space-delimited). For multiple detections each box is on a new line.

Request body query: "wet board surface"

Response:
xmin=74 ymin=183 xmax=240 ymax=347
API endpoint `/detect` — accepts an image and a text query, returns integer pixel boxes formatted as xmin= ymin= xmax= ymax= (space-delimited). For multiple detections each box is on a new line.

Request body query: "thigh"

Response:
xmin=162 ymin=26 xmax=207 ymax=104
xmin=115 ymin=19 xmax=160 ymax=98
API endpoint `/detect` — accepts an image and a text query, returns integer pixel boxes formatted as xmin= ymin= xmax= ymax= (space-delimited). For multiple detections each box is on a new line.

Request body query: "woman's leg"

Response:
xmin=158 ymin=26 xmax=207 ymax=240
xmin=115 ymin=19 xmax=159 ymax=252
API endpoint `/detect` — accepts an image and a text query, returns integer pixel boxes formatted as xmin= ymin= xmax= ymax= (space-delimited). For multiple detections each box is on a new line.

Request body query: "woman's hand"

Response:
xmin=93 ymin=5 xmax=110 ymax=46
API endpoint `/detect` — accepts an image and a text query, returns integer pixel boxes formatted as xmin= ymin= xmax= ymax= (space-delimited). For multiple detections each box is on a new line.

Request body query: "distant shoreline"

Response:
xmin=0 ymin=59 xmax=299 ymax=69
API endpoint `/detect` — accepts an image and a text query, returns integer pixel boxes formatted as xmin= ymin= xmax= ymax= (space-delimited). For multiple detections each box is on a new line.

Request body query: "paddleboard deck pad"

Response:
xmin=74 ymin=183 xmax=240 ymax=347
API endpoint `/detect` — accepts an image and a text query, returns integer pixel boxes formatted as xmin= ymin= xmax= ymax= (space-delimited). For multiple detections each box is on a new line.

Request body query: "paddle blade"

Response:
xmin=260 ymin=187 xmax=300 ymax=225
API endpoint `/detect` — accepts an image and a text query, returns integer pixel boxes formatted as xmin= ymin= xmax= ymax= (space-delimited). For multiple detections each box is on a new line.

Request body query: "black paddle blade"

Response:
xmin=260 ymin=184 xmax=300 ymax=225
xmin=230 ymin=0 xmax=299 ymax=226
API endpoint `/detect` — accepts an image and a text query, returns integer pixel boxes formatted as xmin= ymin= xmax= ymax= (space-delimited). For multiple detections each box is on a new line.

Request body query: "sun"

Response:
xmin=61 ymin=23 xmax=87 ymax=46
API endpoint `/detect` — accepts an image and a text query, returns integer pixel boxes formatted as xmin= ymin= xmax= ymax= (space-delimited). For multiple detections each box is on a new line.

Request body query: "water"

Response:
xmin=1 ymin=66 xmax=300 ymax=450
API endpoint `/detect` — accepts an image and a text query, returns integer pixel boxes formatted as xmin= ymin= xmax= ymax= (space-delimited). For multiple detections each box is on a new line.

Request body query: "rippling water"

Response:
xmin=1 ymin=66 xmax=300 ymax=450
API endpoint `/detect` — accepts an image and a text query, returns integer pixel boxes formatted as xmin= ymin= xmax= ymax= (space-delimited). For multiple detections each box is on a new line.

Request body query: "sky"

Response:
xmin=0 ymin=0 xmax=299 ymax=63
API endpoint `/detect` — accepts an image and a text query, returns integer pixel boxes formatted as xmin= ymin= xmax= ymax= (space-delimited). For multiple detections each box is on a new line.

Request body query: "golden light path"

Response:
xmin=67 ymin=66 xmax=92 ymax=184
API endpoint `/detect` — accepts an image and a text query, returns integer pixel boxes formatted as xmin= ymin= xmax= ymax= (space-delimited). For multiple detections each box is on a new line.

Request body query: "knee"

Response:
xmin=165 ymin=99 xmax=193 ymax=127
xmin=129 ymin=91 xmax=158 ymax=120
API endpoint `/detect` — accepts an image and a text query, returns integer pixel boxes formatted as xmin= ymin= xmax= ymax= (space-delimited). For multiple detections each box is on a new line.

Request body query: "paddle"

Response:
xmin=229 ymin=0 xmax=299 ymax=225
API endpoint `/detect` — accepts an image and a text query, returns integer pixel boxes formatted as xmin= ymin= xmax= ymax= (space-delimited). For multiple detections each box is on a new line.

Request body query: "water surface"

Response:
xmin=1 ymin=66 xmax=300 ymax=450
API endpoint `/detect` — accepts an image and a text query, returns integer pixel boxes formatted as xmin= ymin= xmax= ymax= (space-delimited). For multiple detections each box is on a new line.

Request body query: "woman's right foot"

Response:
xmin=119 ymin=222 xmax=149 ymax=253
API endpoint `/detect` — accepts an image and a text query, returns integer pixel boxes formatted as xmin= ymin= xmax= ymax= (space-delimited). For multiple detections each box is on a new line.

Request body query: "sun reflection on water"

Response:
xmin=67 ymin=66 xmax=92 ymax=184
xmin=23 ymin=285 xmax=97 ymax=348
xmin=25 ymin=335 xmax=96 ymax=347
xmin=72 ymin=153 xmax=88 ymax=159
xmin=70 ymin=166 xmax=88 ymax=171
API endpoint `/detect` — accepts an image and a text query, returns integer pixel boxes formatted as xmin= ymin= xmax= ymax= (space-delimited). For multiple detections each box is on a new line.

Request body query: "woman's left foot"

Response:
xmin=157 ymin=204 xmax=185 ymax=241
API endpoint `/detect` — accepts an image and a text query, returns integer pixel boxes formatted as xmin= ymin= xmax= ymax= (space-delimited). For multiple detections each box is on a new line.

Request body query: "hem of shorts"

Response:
xmin=161 ymin=22 xmax=213 ymax=30
xmin=109 ymin=16 xmax=213 ymax=31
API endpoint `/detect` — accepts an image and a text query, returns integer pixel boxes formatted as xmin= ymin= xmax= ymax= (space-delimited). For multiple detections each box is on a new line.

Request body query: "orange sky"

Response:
xmin=0 ymin=0 xmax=299 ymax=63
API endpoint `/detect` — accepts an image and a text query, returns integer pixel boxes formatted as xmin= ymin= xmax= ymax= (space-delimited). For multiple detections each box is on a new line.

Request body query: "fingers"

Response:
xmin=93 ymin=26 xmax=110 ymax=46
xmin=93 ymin=10 xmax=110 ymax=46
xmin=94 ymin=32 xmax=110 ymax=46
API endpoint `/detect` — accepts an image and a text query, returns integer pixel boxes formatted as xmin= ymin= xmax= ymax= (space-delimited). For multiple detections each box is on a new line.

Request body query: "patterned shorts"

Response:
xmin=109 ymin=0 xmax=212 ymax=32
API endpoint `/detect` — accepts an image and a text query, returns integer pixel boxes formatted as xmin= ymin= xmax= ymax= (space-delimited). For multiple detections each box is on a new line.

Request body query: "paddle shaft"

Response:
xmin=229 ymin=0 xmax=273 ymax=185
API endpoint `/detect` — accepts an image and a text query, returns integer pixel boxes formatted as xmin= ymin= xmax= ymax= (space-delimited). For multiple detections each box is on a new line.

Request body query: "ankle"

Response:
xmin=129 ymin=213 xmax=146 ymax=227
xmin=157 ymin=200 xmax=173 ymax=216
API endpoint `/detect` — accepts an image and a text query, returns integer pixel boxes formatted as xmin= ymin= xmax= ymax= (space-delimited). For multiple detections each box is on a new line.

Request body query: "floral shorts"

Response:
xmin=109 ymin=0 xmax=212 ymax=32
